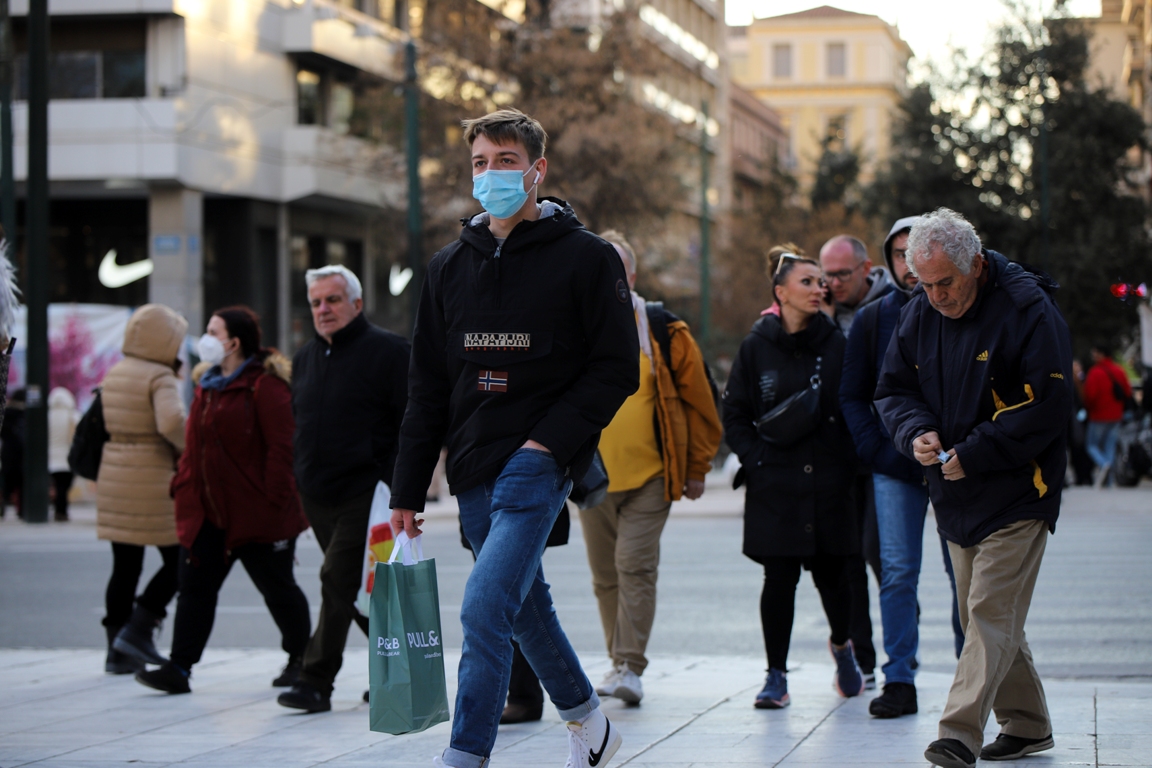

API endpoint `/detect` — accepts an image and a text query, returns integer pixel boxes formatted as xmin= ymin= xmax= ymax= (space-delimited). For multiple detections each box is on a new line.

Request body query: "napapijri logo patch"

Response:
xmin=478 ymin=371 xmax=508 ymax=392
xmin=464 ymin=332 xmax=530 ymax=351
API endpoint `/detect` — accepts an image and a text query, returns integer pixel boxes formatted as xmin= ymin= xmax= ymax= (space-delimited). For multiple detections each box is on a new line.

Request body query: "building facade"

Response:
xmin=728 ymin=4 xmax=910 ymax=194
xmin=8 ymin=0 xmax=513 ymax=351
xmin=727 ymin=81 xmax=785 ymax=212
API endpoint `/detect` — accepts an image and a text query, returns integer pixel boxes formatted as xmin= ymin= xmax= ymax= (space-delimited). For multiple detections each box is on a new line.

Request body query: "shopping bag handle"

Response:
xmin=387 ymin=530 xmax=425 ymax=565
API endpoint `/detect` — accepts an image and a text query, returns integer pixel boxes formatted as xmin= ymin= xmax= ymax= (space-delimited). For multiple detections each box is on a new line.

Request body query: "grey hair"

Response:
xmin=906 ymin=208 xmax=982 ymax=277
xmin=305 ymin=265 xmax=363 ymax=302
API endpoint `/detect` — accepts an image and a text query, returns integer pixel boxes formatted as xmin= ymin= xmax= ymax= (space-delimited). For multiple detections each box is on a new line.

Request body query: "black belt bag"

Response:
xmin=754 ymin=356 xmax=822 ymax=447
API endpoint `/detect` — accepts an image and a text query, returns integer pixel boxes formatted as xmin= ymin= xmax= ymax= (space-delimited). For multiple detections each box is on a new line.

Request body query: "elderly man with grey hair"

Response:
xmin=278 ymin=265 xmax=411 ymax=713
xmin=876 ymin=208 xmax=1072 ymax=768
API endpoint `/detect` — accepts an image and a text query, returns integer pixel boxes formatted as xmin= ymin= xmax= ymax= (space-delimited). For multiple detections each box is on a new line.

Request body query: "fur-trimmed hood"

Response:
xmin=192 ymin=351 xmax=292 ymax=387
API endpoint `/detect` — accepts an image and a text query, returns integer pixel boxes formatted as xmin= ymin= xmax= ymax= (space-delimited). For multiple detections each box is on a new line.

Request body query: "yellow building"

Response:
xmin=728 ymin=5 xmax=910 ymax=194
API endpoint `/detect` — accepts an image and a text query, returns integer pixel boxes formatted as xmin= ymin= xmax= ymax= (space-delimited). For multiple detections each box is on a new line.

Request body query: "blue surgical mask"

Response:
xmin=472 ymin=162 xmax=540 ymax=220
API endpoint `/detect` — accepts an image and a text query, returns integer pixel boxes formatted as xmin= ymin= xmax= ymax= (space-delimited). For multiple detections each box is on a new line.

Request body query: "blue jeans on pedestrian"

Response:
xmin=873 ymin=473 xmax=965 ymax=686
xmin=444 ymin=448 xmax=599 ymax=768
xmin=1086 ymin=420 xmax=1120 ymax=469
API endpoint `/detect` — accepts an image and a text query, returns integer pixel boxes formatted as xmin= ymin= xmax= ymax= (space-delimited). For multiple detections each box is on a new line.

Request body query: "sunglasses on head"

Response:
xmin=774 ymin=252 xmax=801 ymax=276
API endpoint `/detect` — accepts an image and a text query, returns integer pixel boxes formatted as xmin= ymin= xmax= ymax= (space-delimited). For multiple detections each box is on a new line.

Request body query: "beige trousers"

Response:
xmin=940 ymin=518 xmax=1052 ymax=754
xmin=578 ymin=476 xmax=671 ymax=675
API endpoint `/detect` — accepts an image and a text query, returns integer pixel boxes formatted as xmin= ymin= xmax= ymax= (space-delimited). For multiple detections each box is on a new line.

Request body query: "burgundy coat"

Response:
xmin=172 ymin=353 xmax=309 ymax=551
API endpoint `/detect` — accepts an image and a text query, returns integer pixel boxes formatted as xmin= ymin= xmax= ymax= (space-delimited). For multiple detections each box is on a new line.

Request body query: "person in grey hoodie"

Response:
xmin=819 ymin=233 xmax=895 ymax=687
xmin=819 ymin=234 xmax=896 ymax=335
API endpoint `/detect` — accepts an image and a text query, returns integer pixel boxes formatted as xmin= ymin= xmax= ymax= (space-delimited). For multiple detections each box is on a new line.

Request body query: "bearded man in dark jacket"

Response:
xmin=840 ymin=216 xmax=964 ymax=721
xmin=390 ymin=109 xmax=637 ymax=768
xmin=876 ymin=208 xmax=1072 ymax=768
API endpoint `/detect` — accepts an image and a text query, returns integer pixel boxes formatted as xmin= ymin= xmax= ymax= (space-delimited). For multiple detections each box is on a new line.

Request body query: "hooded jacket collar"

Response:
xmin=751 ymin=309 xmax=838 ymax=351
xmin=320 ymin=312 xmax=369 ymax=350
xmin=884 ymin=216 xmax=922 ymax=297
xmin=458 ymin=197 xmax=583 ymax=256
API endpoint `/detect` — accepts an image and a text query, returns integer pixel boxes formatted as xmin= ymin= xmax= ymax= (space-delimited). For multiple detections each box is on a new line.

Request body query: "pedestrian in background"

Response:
xmin=840 ymin=216 xmax=964 ymax=721
xmin=96 ymin=304 xmax=187 ymax=675
xmin=278 ymin=265 xmax=410 ymax=713
xmin=723 ymin=252 xmax=863 ymax=710
xmin=581 ymin=229 xmax=722 ymax=707
xmin=390 ymin=108 xmax=638 ymax=768
xmin=1082 ymin=342 xmax=1131 ymax=488
xmin=137 ymin=306 xmax=311 ymax=694
xmin=820 ymin=234 xmax=891 ymax=688
xmin=877 ymin=208 xmax=1071 ymax=768
xmin=47 ymin=386 xmax=80 ymax=522
xmin=1 ymin=387 xmax=25 ymax=519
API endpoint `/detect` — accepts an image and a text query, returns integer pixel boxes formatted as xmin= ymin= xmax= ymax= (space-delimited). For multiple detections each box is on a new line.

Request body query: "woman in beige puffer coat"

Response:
xmin=96 ymin=303 xmax=188 ymax=674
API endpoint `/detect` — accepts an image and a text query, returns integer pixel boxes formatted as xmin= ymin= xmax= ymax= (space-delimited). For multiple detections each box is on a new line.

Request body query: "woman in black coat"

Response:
xmin=722 ymin=254 xmax=862 ymax=709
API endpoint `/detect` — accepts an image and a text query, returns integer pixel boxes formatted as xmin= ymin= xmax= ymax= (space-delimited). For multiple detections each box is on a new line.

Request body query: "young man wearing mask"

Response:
xmin=390 ymin=109 xmax=638 ymax=768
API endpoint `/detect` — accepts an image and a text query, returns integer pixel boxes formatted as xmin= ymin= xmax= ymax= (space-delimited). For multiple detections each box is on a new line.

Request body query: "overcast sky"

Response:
xmin=726 ymin=1 xmax=1104 ymax=67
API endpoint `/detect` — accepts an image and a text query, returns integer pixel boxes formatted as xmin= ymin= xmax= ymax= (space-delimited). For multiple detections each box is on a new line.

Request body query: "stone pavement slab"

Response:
xmin=1 ymin=649 xmax=1149 ymax=767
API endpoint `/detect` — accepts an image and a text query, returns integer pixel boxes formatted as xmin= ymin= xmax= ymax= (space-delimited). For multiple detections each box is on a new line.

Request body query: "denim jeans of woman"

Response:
xmin=1086 ymin=420 xmax=1120 ymax=471
xmin=873 ymin=473 xmax=964 ymax=686
xmin=444 ymin=448 xmax=599 ymax=768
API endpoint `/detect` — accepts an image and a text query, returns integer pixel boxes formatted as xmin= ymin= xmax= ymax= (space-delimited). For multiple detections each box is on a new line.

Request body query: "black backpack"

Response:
xmin=68 ymin=388 xmax=110 ymax=481
xmin=645 ymin=301 xmax=721 ymax=408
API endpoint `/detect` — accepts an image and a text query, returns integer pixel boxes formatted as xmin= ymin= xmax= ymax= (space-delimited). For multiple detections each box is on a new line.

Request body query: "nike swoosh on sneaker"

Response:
xmin=588 ymin=721 xmax=611 ymax=767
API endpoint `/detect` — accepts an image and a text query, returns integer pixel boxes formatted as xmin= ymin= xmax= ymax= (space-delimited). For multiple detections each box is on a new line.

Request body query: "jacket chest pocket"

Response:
xmin=450 ymin=310 xmax=554 ymax=368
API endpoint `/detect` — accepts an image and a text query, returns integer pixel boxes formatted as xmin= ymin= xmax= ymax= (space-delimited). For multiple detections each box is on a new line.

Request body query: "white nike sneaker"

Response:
xmin=565 ymin=708 xmax=622 ymax=768
xmin=612 ymin=665 xmax=643 ymax=704
xmin=594 ymin=665 xmax=622 ymax=697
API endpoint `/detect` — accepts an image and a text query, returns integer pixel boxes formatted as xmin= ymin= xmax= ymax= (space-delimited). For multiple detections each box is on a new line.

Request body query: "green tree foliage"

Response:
xmin=810 ymin=135 xmax=861 ymax=210
xmin=867 ymin=3 xmax=1149 ymax=352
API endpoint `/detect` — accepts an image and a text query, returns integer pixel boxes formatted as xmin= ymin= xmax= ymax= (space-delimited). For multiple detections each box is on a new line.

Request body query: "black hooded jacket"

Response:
xmin=722 ymin=311 xmax=859 ymax=561
xmin=875 ymin=250 xmax=1073 ymax=547
xmin=389 ymin=198 xmax=639 ymax=513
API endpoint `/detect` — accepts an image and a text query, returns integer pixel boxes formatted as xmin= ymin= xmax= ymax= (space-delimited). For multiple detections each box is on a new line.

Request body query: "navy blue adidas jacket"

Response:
xmin=875 ymin=250 xmax=1073 ymax=547
xmin=840 ymin=288 xmax=924 ymax=486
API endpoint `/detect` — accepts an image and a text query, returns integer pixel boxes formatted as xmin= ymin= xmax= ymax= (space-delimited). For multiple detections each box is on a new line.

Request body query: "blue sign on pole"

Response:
xmin=153 ymin=235 xmax=181 ymax=255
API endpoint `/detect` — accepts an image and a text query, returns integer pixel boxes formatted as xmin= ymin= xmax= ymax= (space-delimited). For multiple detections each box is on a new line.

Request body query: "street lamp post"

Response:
xmin=23 ymin=0 xmax=49 ymax=523
xmin=405 ymin=40 xmax=423 ymax=335
xmin=0 ymin=0 xmax=15 ymax=246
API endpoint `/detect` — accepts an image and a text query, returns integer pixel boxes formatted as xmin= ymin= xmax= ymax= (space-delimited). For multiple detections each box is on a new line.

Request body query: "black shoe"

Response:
xmin=105 ymin=647 xmax=144 ymax=675
xmin=113 ymin=605 xmax=168 ymax=666
xmin=868 ymin=682 xmax=917 ymax=718
xmin=925 ymin=738 xmax=976 ymax=768
xmin=277 ymin=683 xmax=331 ymax=713
xmin=980 ymin=733 xmax=1055 ymax=761
xmin=272 ymin=656 xmax=302 ymax=687
xmin=500 ymin=701 xmax=543 ymax=724
xmin=136 ymin=662 xmax=191 ymax=694
xmin=362 ymin=690 xmax=369 ymax=703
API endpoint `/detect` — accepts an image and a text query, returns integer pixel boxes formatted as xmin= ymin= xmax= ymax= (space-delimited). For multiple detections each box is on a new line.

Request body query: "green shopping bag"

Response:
xmin=368 ymin=531 xmax=450 ymax=735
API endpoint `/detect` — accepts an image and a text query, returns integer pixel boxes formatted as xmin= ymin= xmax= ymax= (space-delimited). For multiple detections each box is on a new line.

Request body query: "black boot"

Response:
xmin=104 ymin=625 xmax=143 ymax=675
xmin=136 ymin=662 xmax=191 ymax=694
xmin=272 ymin=656 xmax=303 ymax=687
xmin=113 ymin=604 xmax=168 ymax=665
xmin=277 ymin=682 xmax=331 ymax=713
xmin=868 ymin=682 xmax=918 ymax=718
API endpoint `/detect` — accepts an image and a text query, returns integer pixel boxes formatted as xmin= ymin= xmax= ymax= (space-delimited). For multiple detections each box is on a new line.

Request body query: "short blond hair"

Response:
xmin=461 ymin=108 xmax=547 ymax=161
xmin=599 ymin=229 xmax=637 ymax=274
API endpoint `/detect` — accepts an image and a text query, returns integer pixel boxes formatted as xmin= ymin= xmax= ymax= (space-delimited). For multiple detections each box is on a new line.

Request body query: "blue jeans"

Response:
xmin=1086 ymin=421 xmax=1120 ymax=469
xmin=873 ymin=474 xmax=965 ymax=686
xmin=445 ymin=448 xmax=598 ymax=768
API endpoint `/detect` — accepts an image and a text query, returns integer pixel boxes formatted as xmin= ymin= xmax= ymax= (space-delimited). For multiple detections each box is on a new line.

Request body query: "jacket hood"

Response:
xmin=122 ymin=304 xmax=187 ymax=365
xmin=751 ymin=309 xmax=838 ymax=350
xmin=459 ymin=197 xmax=583 ymax=253
xmin=985 ymin=249 xmax=1059 ymax=309
xmin=191 ymin=351 xmax=292 ymax=387
xmin=48 ymin=386 xmax=76 ymax=409
xmin=884 ymin=216 xmax=922 ymax=296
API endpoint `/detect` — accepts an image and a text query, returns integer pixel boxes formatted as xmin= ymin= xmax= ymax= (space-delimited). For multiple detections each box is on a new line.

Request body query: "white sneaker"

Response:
xmin=565 ymin=708 xmax=622 ymax=768
xmin=612 ymin=665 xmax=643 ymax=704
xmin=595 ymin=665 xmax=622 ymax=697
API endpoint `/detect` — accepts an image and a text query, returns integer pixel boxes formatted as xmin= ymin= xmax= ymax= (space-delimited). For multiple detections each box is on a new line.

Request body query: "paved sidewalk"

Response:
xmin=2 ymin=648 xmax=1149 ymax=767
